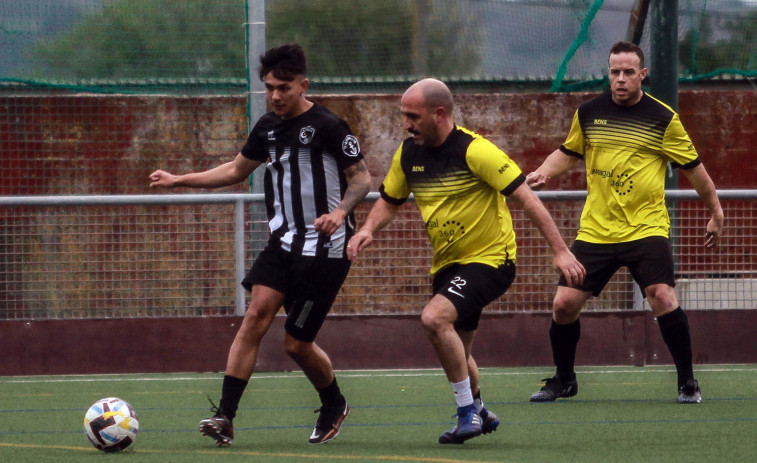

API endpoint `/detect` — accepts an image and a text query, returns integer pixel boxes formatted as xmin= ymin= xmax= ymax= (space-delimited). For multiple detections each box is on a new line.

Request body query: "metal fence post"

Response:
xmin=234 ymin=198 xmax=247 ymax=316
xmin=633 ymin=283 xmax=645 ymax=311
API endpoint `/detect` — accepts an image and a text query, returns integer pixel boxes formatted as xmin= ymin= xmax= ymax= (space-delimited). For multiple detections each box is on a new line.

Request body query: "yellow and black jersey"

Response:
xmin=560 ymin=91 xmax=700 ymax=243
xmin=380 ymin=126 xmax=525 ymax=275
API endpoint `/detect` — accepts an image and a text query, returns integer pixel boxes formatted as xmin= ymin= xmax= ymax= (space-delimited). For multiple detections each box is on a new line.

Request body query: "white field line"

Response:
xmin=1 ymin=365 xmax=755 ymax=384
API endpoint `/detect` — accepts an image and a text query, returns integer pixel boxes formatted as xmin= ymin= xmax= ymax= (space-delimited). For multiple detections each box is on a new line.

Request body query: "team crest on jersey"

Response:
xmin=342 ymin=135 xmax=360 ymax=157
xmin=267 ymin=130 xmax=275 ymax=141
xmin=299 ymin=126 xmax=315 ymax=145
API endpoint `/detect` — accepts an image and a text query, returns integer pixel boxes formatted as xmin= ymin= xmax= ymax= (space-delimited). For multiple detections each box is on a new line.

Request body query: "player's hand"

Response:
xmin=314 ymin=208 xmax=347 ymax=237
xmin=704 ymin=216 xmax=723 ymax=249
xmin=149 ymin=170 xmax=178 ymax=188
xmin=553 ymin=249 xmax=585 ymax=288
xmin=346 ymin=229 xmax=372 ymax=262
xmin=526 ymin=171 xmax=549 ymax=191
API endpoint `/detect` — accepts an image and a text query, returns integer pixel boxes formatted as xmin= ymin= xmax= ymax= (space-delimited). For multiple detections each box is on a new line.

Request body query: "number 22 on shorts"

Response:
xmin=447 ymin=276 xmax=466 ymax=298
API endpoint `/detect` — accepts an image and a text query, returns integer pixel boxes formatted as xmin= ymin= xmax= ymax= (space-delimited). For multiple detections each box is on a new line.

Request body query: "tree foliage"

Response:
xmin=679 ymin=9 xmax=757 ymax=75
xmin=266 ymin=0 xmax=480 ymax=77
xmin=32 ymin=0 xmax=245 ymax=79
xmin=31 ymin=0 xmax=480 ymax=81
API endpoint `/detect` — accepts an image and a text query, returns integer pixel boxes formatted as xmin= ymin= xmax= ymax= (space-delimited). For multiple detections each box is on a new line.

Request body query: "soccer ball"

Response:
xmin=83 ymin=397 xmax=139 ymax=452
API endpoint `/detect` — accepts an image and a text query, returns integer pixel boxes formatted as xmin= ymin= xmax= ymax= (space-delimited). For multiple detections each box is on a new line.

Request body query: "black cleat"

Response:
xmin=678 ymin=379 xmax=702 ymax=404
xmin=530 ymin=376 xmax=578 ymax=402
xmin=199 ymin=414 xmax=234 ymax=446
xmin=309 ymin=401 xmax=350 ymax=444
xmin=199 ymin=398 xmax=234 ymax=446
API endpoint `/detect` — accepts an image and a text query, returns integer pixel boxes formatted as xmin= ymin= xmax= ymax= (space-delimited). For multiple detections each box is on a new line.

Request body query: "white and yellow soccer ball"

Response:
xmin=83 ymin=397 xmax=139 ymax=452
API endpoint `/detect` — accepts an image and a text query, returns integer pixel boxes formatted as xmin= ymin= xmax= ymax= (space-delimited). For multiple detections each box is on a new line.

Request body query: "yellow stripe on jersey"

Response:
xmin=381 ymin=126 xmax=524 ymax=275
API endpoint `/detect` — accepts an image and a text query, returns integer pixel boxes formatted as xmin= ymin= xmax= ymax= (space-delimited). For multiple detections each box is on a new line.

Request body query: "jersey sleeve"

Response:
xmin=240 ymin=120 xmax=269 ymax=162
xmin=379 ymin=143 xmax=410 ymax=205
xmin=559 ymin=110 xmax=585 ymax=159
xmin=321 ymin=120 xmax=363 ymax=170
xmin=663 ymin=114 xmax=701 ymax=169
xmin=465 ymin=137 xmax=525 ymax=196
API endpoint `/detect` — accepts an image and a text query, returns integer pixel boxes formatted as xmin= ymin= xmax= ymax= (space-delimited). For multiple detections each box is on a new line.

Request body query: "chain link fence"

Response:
xmin=1 ymin=191 xmax=754 ymax=320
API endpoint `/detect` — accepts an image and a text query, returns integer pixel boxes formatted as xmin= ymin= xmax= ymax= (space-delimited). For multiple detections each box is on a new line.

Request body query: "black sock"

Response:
xmin=317 ymin=378 xmax=345 ymax=407
xmin=550 ymin=319 xmax=580 ymax=382
xmin=657 ymin=307 xmax=694 ymax=387
xmin=218 ymin=375 xmax=248 ymax=421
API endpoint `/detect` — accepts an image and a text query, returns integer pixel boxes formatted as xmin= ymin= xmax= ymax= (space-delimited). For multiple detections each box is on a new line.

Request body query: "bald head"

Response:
xmin=404 ymin=78 xmax=454 ymax=115
xmin=400 ymin=78 xmax=455 ymax=147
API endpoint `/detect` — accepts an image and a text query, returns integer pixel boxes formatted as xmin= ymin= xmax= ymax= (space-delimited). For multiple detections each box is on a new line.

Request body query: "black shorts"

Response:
xmin=241 ymin=243 xmax=351 ymax=342
xmin=558 ymin=236 xmax=675 ymax=296
xmin=432 ymin=261 xmax=516 ymax=332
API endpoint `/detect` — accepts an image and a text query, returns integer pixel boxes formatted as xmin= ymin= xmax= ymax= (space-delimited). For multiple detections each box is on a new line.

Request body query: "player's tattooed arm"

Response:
xmin=314 ymin=159 xmax=371 ymax=236
xmin=338 ymin=160 xmax=372 ymax=214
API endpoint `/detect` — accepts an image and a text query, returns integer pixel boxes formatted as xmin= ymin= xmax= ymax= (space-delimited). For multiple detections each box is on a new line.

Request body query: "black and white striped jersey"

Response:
xmin=241 ymin=103 xmax=363 ymax=258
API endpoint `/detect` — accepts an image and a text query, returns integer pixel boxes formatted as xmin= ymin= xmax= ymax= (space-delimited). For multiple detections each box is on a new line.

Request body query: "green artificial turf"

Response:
xmin=1 ymin=365 xmax=755 ymax=462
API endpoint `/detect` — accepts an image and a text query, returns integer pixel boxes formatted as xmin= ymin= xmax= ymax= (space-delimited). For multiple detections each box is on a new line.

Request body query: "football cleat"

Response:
xmin=438 ymin=405 xmax=482 ymax=444
xmin=677 ymin=379 xmax=703 ymax=404
xmin=199 ymin=414 xmax=234 ymax=446
xmin=530 ymin=376 xmax=578 ymax=402
xmin=309 ymin=401 xmax=350 ymax=444
xmin=480 ymin=407 xmax=500 ymax=435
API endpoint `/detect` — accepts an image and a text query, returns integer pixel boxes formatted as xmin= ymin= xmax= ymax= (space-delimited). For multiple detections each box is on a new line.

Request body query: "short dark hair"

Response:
xmin=258 ymin=43 xmax=307 ymax=81
xmin=609 ymin=41 xmax=645 ymax=68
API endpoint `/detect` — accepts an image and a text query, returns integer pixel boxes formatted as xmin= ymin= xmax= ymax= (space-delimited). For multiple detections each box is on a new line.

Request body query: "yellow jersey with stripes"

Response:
xmin=560 ymin=91 xmax=700 ymax=244
xmin=380 ymin=126 xmax=525 ymax=275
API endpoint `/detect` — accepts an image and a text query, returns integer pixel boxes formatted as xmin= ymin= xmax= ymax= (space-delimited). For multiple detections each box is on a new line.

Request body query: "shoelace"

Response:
xmin=313 ymin=404 xmax=343 ymax=427
xmin=313 ymin=407 xmax=332 ymax=428
xmin=451 ymin=409 xmax=476 ymax=419
xmin=542 ymin=377 xmax=564 ymax=388
xmin=206 ymin=395 xmax=221 ymax=415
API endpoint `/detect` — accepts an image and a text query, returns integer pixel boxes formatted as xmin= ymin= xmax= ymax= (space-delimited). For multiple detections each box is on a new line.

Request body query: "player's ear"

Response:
xmin=434 ymin=106 xmax=446 ymax=122
xmin=640 ymin=67 xmax=648 ymax=80
xmin=299 ymin=77 xmax=309 ymax=94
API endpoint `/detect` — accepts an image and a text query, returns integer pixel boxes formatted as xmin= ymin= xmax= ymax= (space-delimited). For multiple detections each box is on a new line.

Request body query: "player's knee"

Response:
xmin=552 ymin=295 xmax=581 ymax=321
xmin=240 ymin=309 xmax=267 ymax=330
xmin=420 ymin=310 xmax=439 ymax=332
xmin=284 ymin=337 xmax=311 ymax=359
xmin=645 ymin=284 xmax=678 ymax=314
xmin=420 ymin=309 xmax=452 ymax=337
xmin=421 ymin=297 xmax=458 ymax=334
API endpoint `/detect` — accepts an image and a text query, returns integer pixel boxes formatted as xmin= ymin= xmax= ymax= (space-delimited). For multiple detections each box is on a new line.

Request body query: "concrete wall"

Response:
xmin=321 ymin=90 xmax=757 ymax=191
xmin=2 ymin=90 xmax=754 ymax=197
xmin=2 ymin=310 xmax=755 ymax=375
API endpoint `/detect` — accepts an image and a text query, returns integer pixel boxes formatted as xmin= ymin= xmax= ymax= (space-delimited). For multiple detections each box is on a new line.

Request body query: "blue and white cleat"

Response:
xmin=438 ymin=404 xmax=483 ymax=444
